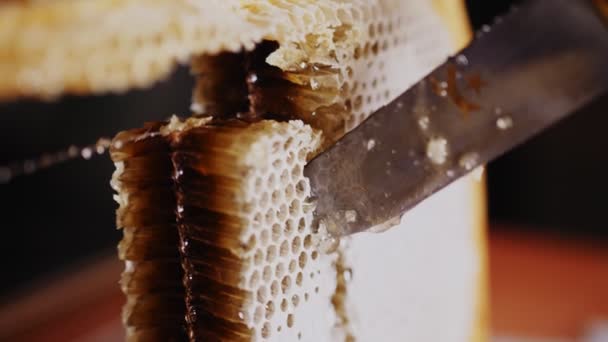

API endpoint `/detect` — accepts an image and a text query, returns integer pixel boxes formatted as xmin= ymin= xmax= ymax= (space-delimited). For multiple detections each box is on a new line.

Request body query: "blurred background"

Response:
xmin=0 ymin=0 xmax=606 ymax=341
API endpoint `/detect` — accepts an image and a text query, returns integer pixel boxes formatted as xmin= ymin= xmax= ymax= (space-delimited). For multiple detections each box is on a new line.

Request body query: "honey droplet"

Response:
xmin=344 ymin=210 xmax=357 ymax=223
xmin=417 ymin=116 xmax=430 ymax=130
xmin=366 ymin=139 xmax=376 ymax=151
xmin=496 ymin=116 xmax=514 ymax=130
xmin=426 ymin=137 xmax=449 ymax=165
xmin=81 ymin=147 xmax=93 ymax=160
xmin=458 ymin=152 xmax=480 ymax=171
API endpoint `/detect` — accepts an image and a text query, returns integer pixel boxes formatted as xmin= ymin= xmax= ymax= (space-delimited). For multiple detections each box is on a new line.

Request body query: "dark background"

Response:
xmin=0 ymin=0 xmax=605 ymax=298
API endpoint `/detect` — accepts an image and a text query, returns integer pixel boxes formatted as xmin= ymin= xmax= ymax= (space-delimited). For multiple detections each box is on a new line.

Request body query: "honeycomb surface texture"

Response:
xmin=169 ymin=120 xmax=343 ymax=341
xmin=0 ymin=0 xmax=263 ymax=99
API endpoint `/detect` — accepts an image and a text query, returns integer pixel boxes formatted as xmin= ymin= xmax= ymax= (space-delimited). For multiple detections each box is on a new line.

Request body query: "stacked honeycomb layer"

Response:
xmin=110 ymin=122 xmax=187 ymax=341
xmin=112 ymin=118 xmax=345 ymax=341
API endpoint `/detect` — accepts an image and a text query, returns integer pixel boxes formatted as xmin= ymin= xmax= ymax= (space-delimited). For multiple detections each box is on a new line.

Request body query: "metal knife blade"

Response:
xmin=305 ymin=0 xmax=608 ymax=236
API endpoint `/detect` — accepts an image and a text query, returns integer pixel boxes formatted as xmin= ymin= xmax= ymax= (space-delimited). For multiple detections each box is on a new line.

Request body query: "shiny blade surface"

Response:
xmin=305 ymin=0 xmax=608 ymax=236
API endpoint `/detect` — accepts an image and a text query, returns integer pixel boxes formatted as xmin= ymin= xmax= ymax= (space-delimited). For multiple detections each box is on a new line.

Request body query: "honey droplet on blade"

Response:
xmin=426 ymin=137 xmax=449 ymax=165
xmin=496 ymin=116 xmax=514 ymax=130
xmin=314 ymin=220 xmax=340 ymax=254
xmin=366 ymin=139 xmax=376 ymax=151
xmin=458 ymin=152 xmax=480 ymax=171
xmin=344 ymin=210 xmax=357 ymax=223
xmin=417 ymin=116 xmax=430 ymax=130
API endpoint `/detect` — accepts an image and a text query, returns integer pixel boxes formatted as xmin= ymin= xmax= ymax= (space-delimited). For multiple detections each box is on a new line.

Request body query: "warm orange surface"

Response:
xmin=471 ymin=178 xmax=490 ymax=342
xmin=2 ymin=228 xmax=607 ymax=341
xmin=490 ymin=227 xmax=608 ymax=338
xmin=0 ymin=256 xmax=123 ymax=342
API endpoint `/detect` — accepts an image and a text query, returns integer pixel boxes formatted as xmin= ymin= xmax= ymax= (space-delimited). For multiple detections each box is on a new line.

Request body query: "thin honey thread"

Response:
xmin=331 ymin=249 xmax=355 ymax=342
xmin=0 ymin=129 xmax=164 ymax=184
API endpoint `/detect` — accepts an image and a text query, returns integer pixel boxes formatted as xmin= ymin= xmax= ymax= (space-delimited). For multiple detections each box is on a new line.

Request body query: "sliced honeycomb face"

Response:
xmin=169 ymin=120 xmax=343 ymax=341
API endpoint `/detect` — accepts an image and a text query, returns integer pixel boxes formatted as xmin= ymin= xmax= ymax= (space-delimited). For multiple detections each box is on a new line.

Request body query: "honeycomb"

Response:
xmin=169 ymin=119 xmax=341 ymax=340
xmin=106 ymin=1 xmax=483 ymax=341
xmin=191 ymin=1 xmax=453 ymax=146
xmin=0 ymin=0 xmax=263 ymax=99
xmin=110 ymin=122 xmax=188 ymax=341
xmin=342 ymin=2 xmax=453 ymax=129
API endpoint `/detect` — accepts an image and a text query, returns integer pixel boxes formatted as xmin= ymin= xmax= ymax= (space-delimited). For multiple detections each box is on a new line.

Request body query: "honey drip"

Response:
xmin=0 ymin=137 xmax=112 ymax=184
xmin=430 ymin=63 xmax=482 ymax=117
xmin=170 ymin=123 xmax=253 ymax=341
xmin=331 ymin=249 xmax=355 ymax=342
xmin=191 ymin=51 xmax=250 ymax=118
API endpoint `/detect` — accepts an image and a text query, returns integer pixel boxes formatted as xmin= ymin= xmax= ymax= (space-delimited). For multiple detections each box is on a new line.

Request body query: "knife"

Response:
xmin=305 ymin=0 xmax=608 ymax=237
